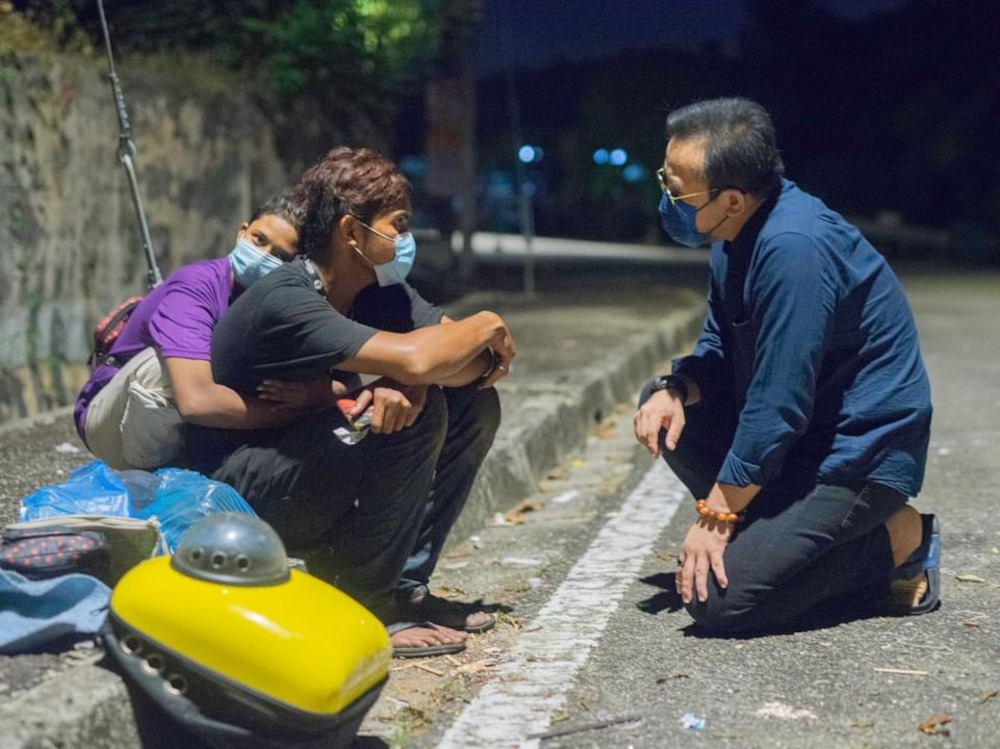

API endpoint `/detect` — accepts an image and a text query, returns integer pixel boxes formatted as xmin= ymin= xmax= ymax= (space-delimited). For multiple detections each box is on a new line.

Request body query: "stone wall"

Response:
xmin=0 ymin=52 xmax=293 ymax=423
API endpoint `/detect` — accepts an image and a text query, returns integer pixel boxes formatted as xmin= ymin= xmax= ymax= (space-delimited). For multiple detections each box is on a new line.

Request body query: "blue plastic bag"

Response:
xmin=132 ymin=468 xmax=256 ymax=552
xmin=19 ymin=461 xmax=132 ymax=521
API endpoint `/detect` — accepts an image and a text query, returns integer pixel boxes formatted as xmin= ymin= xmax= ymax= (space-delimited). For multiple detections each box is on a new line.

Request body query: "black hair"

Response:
xmin=665 ymin=98 xmax=784 ymax=197
xmin=294 ymin=147 xmax=411 ymax=263
xmin=248 ymin=190 xmax=307 ymax=232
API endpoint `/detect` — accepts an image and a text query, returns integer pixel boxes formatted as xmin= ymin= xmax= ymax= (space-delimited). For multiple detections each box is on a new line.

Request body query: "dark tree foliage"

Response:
xmin=12 ymin=0 xmax=447 ymax=135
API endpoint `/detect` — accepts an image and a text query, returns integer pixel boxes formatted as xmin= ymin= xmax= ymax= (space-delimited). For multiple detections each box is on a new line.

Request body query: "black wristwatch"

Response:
xmin=650 ymin=374 xmax=689 ymax=404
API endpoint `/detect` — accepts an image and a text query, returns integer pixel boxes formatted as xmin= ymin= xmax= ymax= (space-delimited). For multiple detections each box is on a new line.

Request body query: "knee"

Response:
xmin=684 ymin=583 xmax=759 ymax=634
xmin=415 ymin=386 xmax=449 ymax=444
xmin=445 ymin=384 xmax=502 ymax=444
xmin=468 ymin=386 xmax=501 ymax=442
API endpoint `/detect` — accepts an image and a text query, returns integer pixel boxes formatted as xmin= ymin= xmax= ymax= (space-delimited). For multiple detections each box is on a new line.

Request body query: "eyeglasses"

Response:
xmin=656 ymin=168 xmax=748 ymax=204
xmin=656 ymin=168 xmax=718 ymax=204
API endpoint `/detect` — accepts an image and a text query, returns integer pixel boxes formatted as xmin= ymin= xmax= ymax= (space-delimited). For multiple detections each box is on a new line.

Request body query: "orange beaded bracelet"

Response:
xmin=694 ymin=499 xmax=741 ymax=524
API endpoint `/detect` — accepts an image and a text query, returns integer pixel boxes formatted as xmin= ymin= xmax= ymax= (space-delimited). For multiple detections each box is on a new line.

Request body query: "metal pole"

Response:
xmin=500 ymin=0 xmax=534 ymax=297
xmin=96 ymin=0 xmax=162 ymax=288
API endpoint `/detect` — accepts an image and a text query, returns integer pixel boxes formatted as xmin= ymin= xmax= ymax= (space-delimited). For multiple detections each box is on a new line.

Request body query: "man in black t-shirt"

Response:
xmin=206 ymin=148 xmax=516 ymax=658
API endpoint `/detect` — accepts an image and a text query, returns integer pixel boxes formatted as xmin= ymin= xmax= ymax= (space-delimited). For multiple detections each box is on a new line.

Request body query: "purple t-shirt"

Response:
xmin=74 ymin=257 xmax=234 ymax=440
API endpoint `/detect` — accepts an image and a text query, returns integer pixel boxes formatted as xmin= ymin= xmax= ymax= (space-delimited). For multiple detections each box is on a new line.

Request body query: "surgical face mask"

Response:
xmin=658 ymin=192 xmax=718 ymax=248
xmin=356 ymin=223 xmax=417 ymax=287
xmin=228 ymin=238 xmax=284 ymax=287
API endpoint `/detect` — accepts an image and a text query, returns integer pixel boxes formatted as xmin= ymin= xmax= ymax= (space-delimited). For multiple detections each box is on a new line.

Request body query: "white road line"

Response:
xmin=436 ymin=461 xmax=687 ymax=749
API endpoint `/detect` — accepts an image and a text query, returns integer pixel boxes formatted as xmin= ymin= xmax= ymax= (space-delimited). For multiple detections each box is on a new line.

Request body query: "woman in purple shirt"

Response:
xmin=75 ymin=191 xmax=337 ymax=470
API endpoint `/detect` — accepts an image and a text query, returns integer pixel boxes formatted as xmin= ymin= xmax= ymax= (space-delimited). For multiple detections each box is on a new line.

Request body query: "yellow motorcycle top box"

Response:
xmin=110 ymin=555 xmax=391 ymax=715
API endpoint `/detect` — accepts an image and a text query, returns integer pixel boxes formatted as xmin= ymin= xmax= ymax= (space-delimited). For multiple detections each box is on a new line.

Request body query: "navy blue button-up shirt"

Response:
xmin=673 ymin=179 xmax=932 ymax=496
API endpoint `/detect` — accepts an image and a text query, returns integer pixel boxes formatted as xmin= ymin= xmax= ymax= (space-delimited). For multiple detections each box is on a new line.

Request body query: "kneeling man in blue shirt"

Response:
xmin=635 ymin=98 xmax=937 ymax=632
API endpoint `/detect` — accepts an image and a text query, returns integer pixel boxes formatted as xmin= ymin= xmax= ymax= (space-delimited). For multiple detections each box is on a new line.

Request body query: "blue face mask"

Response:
xmin=356 ymin=224 xmax=417 ymax=287
xmin=658 ymin=193 xmax=716 ymax=248
xmin=228 ymin=238 xmax=284 ymax=288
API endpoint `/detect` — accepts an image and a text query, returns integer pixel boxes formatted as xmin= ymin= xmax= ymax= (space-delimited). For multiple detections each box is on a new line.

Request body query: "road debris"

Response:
xmin=850 ymin=719 xmax=875 ymax=729
xmin=873 ymin=667 xmax=929 ymax=676
xmin=503 ymin=499 xmax=545 ymax=524
xmin=430 ymin=586 xmax=463 ymax=599
xmin=527 ymin=713 xmax=642 ymax=740
xmin=982 ymin=690 xmax=998 ymax=704
xmin=755 ymin=702 xmax=817 ymax=720
xmin=656 ymin=673 xmax=690 ymax=683
xmin=917 ymin=714 xmax=952 ymax=736
xmin=54 ymin=442 xmax=80 ymax=454
xmin=680 ymin=712 xmax=706 ymax=730
xmin=414 ymin=663 xmax=444 ymax=677
xmin=501 ymin=556 xmax=542 ymax=567
xmin=498 ymin=613 xmax=525 ymax=629
xmin=964 ymin=619 xmax=982 ymax=628
xmin=456 ymin=659 xmax=501 ymax=674
xmin=957 ymin=574 xmax=988 ymax=583
xmin=552 ymin=490 xmax=581 ymax=504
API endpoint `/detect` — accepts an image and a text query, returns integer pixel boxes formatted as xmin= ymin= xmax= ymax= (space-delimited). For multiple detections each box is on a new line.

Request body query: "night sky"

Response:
xmin=477 ymin=0 xmax=911 ymax=74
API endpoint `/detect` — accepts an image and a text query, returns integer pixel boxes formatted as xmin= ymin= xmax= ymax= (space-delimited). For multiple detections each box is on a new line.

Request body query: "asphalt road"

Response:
xmin=2 ymin=266 xmax=997 ymax=749
xmin=404 ymin=270 xmax=1000 ymax=748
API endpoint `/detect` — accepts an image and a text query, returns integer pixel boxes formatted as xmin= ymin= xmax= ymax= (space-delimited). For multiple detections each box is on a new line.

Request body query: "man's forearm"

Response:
xmin=179 ymin=383 xmax=301 ymax=430
xmin=704 ymin=481 xmax=761 ymax=514
xmin=394 ymin=312 xmax=505 ymax=384
xmin=437 ymin=348 xmax=494 ymax=387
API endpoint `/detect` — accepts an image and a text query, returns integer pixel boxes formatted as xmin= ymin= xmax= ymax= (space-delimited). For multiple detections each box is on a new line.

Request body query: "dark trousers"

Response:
xmin=210 ymin=384 xmax=500 ymax=622
xmin=638 ymin=380 xmax=907 ymax=633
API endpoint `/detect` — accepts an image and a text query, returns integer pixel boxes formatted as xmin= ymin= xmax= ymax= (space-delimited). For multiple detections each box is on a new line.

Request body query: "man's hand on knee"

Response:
xmin=677 ymin=518 xmax=732 ymax=604
xmin=634 ymin=389 xmax=686 ymax=457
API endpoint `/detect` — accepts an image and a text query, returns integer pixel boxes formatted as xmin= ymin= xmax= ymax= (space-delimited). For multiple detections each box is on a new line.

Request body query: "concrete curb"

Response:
xmin=0 ymin=298 xmax=707 ymax=749
xmin=449 ymin=302 xmax=706 ymax=544
xmin=0 ymin=662 xmax=141 ymax=749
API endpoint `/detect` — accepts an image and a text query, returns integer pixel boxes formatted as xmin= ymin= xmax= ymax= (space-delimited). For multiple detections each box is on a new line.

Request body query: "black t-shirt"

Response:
xmin=211 ymin=259 xmax=444 ymax=395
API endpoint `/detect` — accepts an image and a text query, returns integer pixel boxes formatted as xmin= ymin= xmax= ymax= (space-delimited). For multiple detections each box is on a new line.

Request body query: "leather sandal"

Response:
xmin=398 ymin=592 xmax=497 ymax=634
xmin=387 ymin=621 xmax=467 ymax=659
xmin=888 ymin=513 xmax=940 ymax=615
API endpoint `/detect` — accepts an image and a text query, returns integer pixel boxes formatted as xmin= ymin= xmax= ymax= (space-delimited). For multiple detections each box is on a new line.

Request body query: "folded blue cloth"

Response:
xmin=0 ymin=570 xmax=110 ymax=654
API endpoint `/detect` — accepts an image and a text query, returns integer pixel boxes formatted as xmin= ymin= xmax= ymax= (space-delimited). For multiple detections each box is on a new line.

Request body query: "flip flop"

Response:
xmin=398 ymin=593 xmax=497 ymax=634
xmin=387 ymin=621 xmax=467 ymax=659
xmin=889 ymin=513 xmax=940 ymax=615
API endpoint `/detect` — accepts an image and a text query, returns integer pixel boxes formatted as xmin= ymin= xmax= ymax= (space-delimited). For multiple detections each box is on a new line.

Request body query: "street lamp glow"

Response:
xmin=592 ymin=148 xmax=610 ymax=165
xmin=518 ymin=145 xmax=536 ymax=164
xmin=623 ymin=164 xmax=644 ymax=183
xmin=610 ymin=148 xmax=628 ymax=166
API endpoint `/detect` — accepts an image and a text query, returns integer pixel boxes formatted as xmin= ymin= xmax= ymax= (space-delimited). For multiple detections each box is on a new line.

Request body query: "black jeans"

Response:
xmin=209 ymin=384 xmax=500 ymax=622
xmin=639 ymin=379 xmax=908 ymax=634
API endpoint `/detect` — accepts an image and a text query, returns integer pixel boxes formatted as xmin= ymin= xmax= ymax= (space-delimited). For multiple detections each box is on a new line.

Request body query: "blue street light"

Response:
xmin=623 ymin=164 xmax=645 ymax=183
xmin=518 ymin=145 xmax=536 ymax=164
xmin=592 ymin=148 xmax=610 ymax=165
xmin=610 ymin=148 xmax=628 ymax=166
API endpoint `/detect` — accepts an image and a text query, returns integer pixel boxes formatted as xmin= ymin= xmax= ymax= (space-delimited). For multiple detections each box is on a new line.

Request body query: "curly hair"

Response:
xmin=295 ymin=147 xmax=411 ymax=262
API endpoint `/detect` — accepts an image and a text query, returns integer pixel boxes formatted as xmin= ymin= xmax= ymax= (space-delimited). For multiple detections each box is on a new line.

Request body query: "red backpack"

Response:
xmin=90 ymin=295 xmax=144 ymax=368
